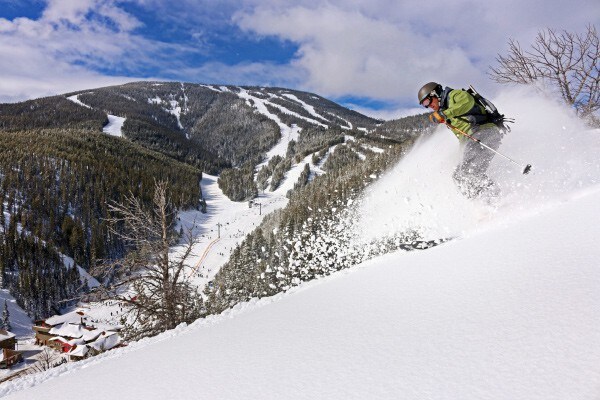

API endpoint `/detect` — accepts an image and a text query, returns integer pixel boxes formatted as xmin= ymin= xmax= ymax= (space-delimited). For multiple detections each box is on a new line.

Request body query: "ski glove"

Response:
xmin=429 ymin=111 xmax=446 ymax=124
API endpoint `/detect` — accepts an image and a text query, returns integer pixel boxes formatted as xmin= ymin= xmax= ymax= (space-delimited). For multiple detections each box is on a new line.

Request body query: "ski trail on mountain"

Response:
xmin=356 ymin=87 xmax=600 ymax=243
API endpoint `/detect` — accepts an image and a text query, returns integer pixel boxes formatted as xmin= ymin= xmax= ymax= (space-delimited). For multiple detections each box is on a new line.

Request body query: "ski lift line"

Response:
xmin=188 ymin=237 xmax=221 ymax=278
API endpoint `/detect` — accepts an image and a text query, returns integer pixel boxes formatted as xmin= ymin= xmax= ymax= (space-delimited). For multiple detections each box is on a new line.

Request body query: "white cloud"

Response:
xmin=1 ymin=0 xmax=598 ymax=110
xmin=0 ymin=69 xmax=133 ymax=104
xmin=173 ymin=60 xmax=306 ymax=88
xmin=232 ymin=0 xmax=600 ymax=108
xmin=0 ymin=0 xmax=171 ymax=102
xmin=234 ymin=4 xmax=480 ymax=106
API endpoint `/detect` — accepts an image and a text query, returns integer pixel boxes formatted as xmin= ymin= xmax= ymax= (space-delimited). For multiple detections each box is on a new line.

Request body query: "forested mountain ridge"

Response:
xmin=0 ymin=95 xmax=107 ymax=131
xmin=65 ymin=81 xmax=382 ymax=170
xmin=0 ymin=126 xmax=202 ymax=318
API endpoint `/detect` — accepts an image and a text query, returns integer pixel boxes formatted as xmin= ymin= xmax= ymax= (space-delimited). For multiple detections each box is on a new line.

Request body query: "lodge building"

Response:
xmin=33 ymin=310 xmax=123 ymax=361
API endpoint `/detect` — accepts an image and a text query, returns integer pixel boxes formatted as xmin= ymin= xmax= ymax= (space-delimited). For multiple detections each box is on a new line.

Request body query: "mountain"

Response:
xmin=65 ymin=81 xmax=383 ymax=170
xmin=0 ymin=81 xmax=428 ymax=321
xmin=1 ymin=81 xmax=384 ymax=171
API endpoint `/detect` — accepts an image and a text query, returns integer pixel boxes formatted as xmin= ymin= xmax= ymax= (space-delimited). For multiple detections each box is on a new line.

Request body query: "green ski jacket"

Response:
xmin=440 ymin=89 xmax=495 ymax=140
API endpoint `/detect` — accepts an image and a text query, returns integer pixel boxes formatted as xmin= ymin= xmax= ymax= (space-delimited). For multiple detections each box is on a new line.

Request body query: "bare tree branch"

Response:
xmin=489 ymin=25 xmax=599 ymax=125
xmin=90 ymin=180 xmax=204 ymax=340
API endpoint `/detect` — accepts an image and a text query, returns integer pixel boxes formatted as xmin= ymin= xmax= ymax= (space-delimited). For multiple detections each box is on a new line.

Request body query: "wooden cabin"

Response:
xmin=33 ymin=310 xmax=88 ymax=346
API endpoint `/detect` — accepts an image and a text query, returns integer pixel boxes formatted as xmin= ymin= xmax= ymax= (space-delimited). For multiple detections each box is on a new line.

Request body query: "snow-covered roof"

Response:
xmin=0 ymin=329 xmax=15 ymax=341
xmin=49 ymin=336 xmax=84 ymax=346
xmin=64 ymin=332 xmax=122 ymax=358
xmin=45 ymin=310 xmax=88 ymax=326
xmin=68 ymin=338 xmax=86 ymax=346
xmin=92 ymin=322 xmax=123 ymax=332
xmin=48 ymin=336 xmax=69 ymax=343
xmin=45 ymin=310 xmax=122 ymax=341
xmin=90 ymin=331 xmax=121 ymax=352
xmin=68 ymin=345 xmax=89 ymax=358
xmin=49 ymin=323 xmax=86 ymax=339
xmin=82 ymin=328 xmax=105 ymax=343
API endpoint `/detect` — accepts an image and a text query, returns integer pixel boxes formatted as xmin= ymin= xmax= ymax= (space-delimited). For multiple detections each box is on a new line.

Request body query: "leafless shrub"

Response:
xmin=92 ymin=180 xmax=203 ymax=340
xmin=490 ymin=25 xmax=599 ymax=125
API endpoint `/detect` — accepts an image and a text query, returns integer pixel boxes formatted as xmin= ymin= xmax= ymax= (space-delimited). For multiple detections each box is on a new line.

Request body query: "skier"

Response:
xmin=418 ymin=82 xmax=505 ymax=199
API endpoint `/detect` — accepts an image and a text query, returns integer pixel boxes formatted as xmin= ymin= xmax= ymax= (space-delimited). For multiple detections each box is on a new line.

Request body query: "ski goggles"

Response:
xmin=420 ymin=95 xmax=434 ymax=108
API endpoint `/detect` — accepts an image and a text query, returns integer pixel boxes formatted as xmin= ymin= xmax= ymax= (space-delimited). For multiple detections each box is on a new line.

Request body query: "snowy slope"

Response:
xmin=0 ymin=291 xmax=32 ymax=340
xmin=236 ymin=87 xmax=304 ymax=166
xmin=2 ymin=185 xmax=600 ymax=399
xmin=102 ymin=115 xmax=125 ymax=137
xmin=177 ymin=154 xmax=317 ymax=290
xmin=67 ymin=95 xmax=125 ymax=136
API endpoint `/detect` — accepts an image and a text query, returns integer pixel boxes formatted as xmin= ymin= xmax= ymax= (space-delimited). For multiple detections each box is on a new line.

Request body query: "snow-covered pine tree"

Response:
xmin=2 ymin=300 xmax=11 ymax=331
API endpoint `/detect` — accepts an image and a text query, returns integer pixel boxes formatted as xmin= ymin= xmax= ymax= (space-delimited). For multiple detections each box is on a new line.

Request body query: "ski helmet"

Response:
xmin=418 ymin=82 xmax=442 ymax=104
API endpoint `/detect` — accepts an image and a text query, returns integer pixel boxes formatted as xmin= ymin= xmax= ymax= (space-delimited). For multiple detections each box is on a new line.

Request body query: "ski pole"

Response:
xmin=445 ymin=122 xmax=532 ymax=175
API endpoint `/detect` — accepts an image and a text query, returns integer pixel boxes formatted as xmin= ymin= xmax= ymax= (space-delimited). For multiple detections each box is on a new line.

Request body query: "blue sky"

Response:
xmin=0 ymin=0 xmax=598 ymax=118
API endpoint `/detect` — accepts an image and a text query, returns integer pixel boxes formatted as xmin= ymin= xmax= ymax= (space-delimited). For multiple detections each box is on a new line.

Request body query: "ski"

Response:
xmin=398 ymin=237 xmax=454 ymax=251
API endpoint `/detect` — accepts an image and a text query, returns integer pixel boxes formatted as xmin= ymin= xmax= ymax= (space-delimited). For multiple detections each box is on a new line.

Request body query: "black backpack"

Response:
xmin=464 ymin=85 xmax=514 ymax=131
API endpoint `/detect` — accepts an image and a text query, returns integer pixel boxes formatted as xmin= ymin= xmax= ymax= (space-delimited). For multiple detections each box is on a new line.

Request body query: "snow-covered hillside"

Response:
xmin=2 ymin=88 xmax=599 ymax=399
xmin=67 ymin=95 xmax=125 ymax=136
xmin=177 ymin=159 xmax=315 ymax=290
xmin=2 ymin=182 xmax=599 ymax=399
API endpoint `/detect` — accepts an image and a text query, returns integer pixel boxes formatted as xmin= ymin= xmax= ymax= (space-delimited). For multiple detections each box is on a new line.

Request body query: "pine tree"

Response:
xmin=2 ymin=300 xmax=11 ymax=331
